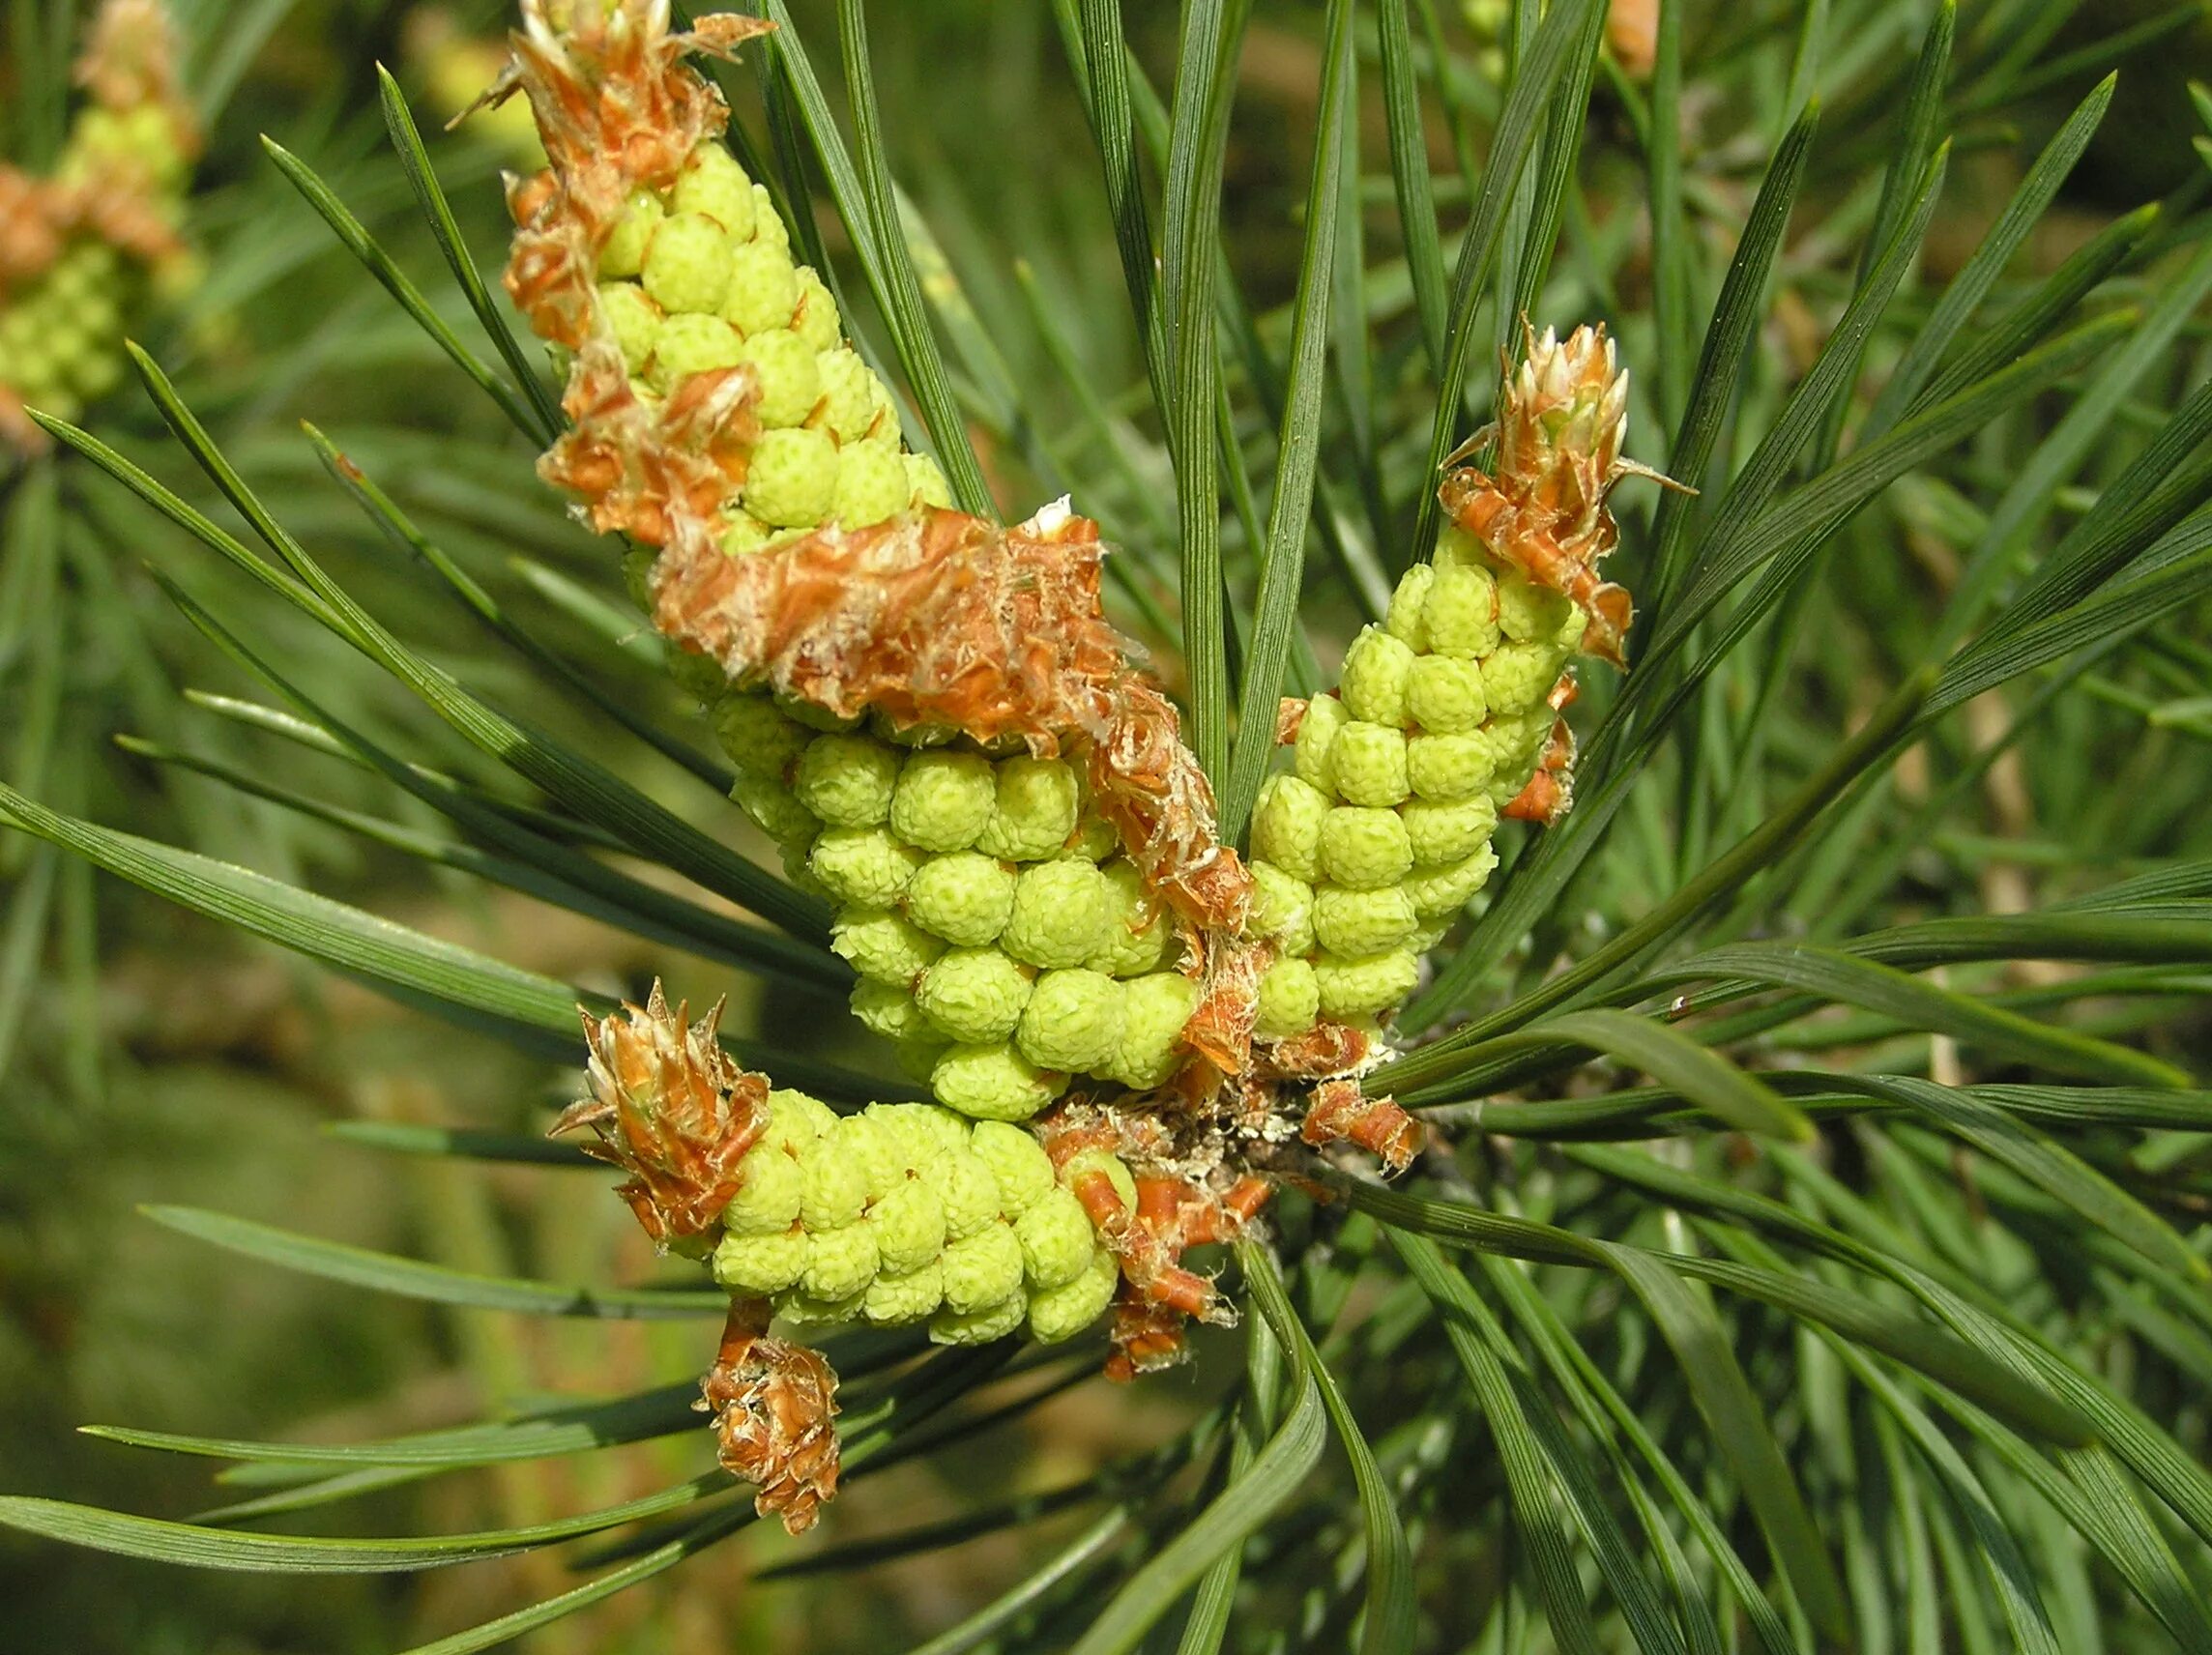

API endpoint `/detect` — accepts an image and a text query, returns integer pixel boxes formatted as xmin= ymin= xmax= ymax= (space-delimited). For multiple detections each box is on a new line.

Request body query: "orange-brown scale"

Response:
xmin=699 ymin=1299 xmax=841 ymax=1531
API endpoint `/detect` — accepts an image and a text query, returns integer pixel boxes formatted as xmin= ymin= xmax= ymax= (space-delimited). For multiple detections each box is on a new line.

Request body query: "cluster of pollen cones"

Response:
xmin=0 ymin=0 xmax=201 ymax=450
xmin=493 ymin=0 xmax=1660 ymax=1533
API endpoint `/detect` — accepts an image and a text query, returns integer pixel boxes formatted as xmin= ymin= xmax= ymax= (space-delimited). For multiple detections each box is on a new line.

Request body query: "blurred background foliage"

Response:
xmin=1 ymin=0 xmax=2210 ymax=1650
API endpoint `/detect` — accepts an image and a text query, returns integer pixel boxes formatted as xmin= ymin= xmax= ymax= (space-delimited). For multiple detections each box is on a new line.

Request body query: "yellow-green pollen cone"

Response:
xmin=1240 ymin=523 xmax=1594 ymax=1038
xmin=706 ymin=1096 xmax=1125 ymax=1346
xmin=589 ymin=132 xmax=1212 ymax=1123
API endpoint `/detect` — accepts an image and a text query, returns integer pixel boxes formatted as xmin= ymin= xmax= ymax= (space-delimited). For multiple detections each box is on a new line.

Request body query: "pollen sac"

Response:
xmin=931 ymin=1041 xmax=1065 ymax=1121
xmin=940 ymin=1221 xmax=1025 ymax=1315
xmin=1293 ymin=692 xmax=1351 ymax=794
xmin=722 ymin=1139 xmax=804 ymax=1235
xmin=641 ymin=211 xmax=732 ymax=314
xmin=800 ymin=1222 xmax=880 ymax=1301
xmin=1001 ymin=860 xmax=1113 ymax=968
xmin=597 ymin=188 xmax=664 ymax=278
xmin=1497 ymin=567 xmax=1576 ymax=643
xmin=867 ymin=1178 xmax=948 ymax=1274
xmin=1406 ymin=654 xmax=1487 ymax=734
xmin=816 ymin=346 xmax=882 ymax=442
xmin=1405 ymin=731 xmax=1493 ymax=802
xmin=798 ymin=1132 xmax=871 ymax=1232
xmin=1030 ymin=1248 xmax=1121 ymax=1344
xmin=891 ymin=751 xmax=998 ymax=853
xmin=915 ymin=947 xmax=1033 ymax=1044
xmin=648 ymin=310 xmax=742 ymax=393
xmin=1086 ymin=860 xmax=1173 ymax=977
xmin=830 ymin=909 xmax=944 ymax=986
xmin=713 ymin=1226 xmax=809 ymax=1295
xmin=671 ymin=144 xmax=757 ymax=240
xmin=1338 ymin=627 xmax=1417 ymax=728
xmin=849 ymin=977 xmax=933 ymax=1043
xmin=1110 ymin=972 xmax=1203 ymax=1090
xmin=597 ymin=281 xmax=661 ymax=372
xmin=906 ymin=452 xmax=953 ymax=508
xmin=763 ymin=1088 xmax=839 ymax=1156
xmin=930 ymin=1291 xmax=1027 ymax=1347
xmin=969 ymin=1120 xmax=1057 ymax=1218
xmin=1312 ymin=885 xmax=1418 ymax=958
xmin=1254 ymin=957 xmax=1322 ymax=1040
xmin=1385 ymin=565 xmax=1434 ymax=652
xmin=976 ymin=756 xmax=1081 ymax=860
xmin=1401 ymin=796 xmax=1498 ymax=866
xmin=717 ymin=695 xmax=811 ymax=780
xmin=830 ymin=440 xmax=910 ymax=528
xmin=1013 ymin=1186 xmax=1096 ymax=1292
xmin=809 ymin=827 xmax=924 ymax=909
xmin=1317 ymin=807 xmax=1413 ymax=891
xmin=1480 ymin=640 xmax=1557 ymax=717
xmin=1403 ymin=845 xmax=1499 ymax=921
xmin=862 ymin=1263 xmax=944 ymax=1325
xmin=792 ymin=266 xmax=841 ymax=351
xmin=1246 ymin=861 xmax=1316 ymax=957
xmin=744 ymin=426 xmax=839 ymax=527
xmin=1328 ymin=723 xmax=1412 ymax=809
xmin=1015 ymin=969 xmax=1123 ymax=1073
xmin=904 ymin=853 xmax=1018 ymax=946
xmin=1251 ymin=774 xmax=1332 ymax=881
xmin=729 ymin=770 xmax=819 ymax=845
xmin=938 ymin=1146 xmax=1011 ymax=1237
xmin=720 ymin=236 xmax=799 ymax=334
xmin=1422 ymin=564 xmax=1501 ymax=658
xmin=736 ymin=327 xmax=821 ymax=428
xmin=793 ymin=732 xmax=900 ymax=828
xmin=1315 ymin=948 xmax=1421 ymax=1019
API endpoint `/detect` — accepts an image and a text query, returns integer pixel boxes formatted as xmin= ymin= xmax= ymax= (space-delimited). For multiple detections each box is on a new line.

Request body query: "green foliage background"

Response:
xmin=3 ymin=0 xmax=2212 ymax=1650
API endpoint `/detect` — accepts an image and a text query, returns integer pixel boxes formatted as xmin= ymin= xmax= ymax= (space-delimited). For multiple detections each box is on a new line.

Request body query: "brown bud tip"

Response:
xmin=701 ymin=1302 xmax=842 ymax=1533
xmin=554 ymin=980 xmax=769 ymax=1245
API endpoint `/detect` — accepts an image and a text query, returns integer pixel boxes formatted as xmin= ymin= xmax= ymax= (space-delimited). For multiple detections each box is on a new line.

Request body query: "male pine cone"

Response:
xmin=1242 ymin=321 xmax=1663 ymax=1041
